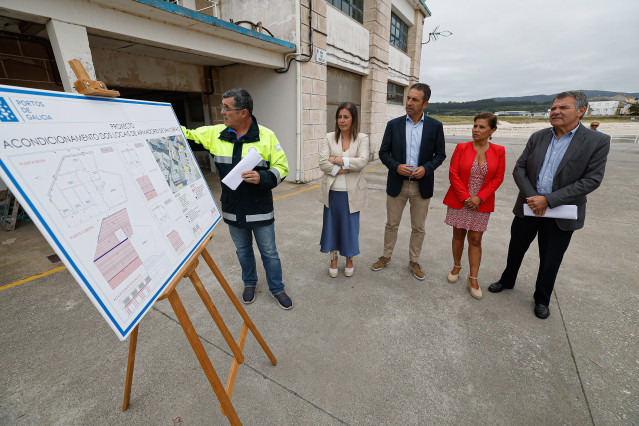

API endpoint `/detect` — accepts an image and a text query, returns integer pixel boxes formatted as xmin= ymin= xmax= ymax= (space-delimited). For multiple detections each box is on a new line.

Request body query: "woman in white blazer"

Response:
xmin=319 ymin=102 xmax=369 ymax=277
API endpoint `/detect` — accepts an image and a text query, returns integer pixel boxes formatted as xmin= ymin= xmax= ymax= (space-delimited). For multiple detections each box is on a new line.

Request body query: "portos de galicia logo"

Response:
xmin=0 ymin=97 xmax=19 ymax=122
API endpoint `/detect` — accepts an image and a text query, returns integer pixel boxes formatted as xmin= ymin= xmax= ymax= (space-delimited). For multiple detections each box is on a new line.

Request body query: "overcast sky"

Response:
xmin=419 ymin=0 xmax=639 ymax=102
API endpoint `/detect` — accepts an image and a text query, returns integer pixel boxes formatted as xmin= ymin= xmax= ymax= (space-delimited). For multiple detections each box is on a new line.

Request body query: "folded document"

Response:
xmin=221 ymin=149 xmax=262 ymax=190
xmin=523 ymin=204 xmax=577 ymax=219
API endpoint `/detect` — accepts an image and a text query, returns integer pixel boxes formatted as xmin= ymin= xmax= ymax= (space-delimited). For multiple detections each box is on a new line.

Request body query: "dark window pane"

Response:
xmin=390 ymin=12 xmax=408 ymax=52
xmin=330 ymin=0 xmax=363 ymax=24
xmin=387 ymin=82 xmax=405 ymax=104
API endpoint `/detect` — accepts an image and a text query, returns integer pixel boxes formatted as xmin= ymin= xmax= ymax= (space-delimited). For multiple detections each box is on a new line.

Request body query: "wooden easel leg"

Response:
xmin=188 ymin=270 xmax=245 ymax=364
xmin=167 ymin=289 xmax=241 ymax=425
xmin=122 ymin=324 xmax=139 ymax=411
xmin=201 ymin=248 xmax=277 ymax=366
xmin=220 ymin=322 xmax=249 ymax=416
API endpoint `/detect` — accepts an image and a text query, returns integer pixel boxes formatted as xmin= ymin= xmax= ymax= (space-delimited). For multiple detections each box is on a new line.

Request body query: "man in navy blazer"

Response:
xmin=489 ymin=91 xmax=610 ymax=319
xmin=372 ymin=83 xmax=446 ymax=280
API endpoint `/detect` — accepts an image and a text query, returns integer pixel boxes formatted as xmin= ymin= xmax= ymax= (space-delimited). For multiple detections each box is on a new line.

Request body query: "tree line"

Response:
xmin=426 ymin=99 xmax=551 ymax=116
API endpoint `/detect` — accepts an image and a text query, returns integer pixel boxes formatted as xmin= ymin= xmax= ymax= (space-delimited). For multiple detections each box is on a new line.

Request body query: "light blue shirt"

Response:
xmin=405 ymin=114 xmax=424 ymax=169
xmin=536 ymin=123 xmax=580 ymax=195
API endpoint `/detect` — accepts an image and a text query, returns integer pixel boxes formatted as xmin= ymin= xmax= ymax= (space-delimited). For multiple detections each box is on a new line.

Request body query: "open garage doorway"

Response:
xmin=327 ymin=67 xmax=362 ymax=132
xmin=110 ymin=87 xmax=215 ymax=172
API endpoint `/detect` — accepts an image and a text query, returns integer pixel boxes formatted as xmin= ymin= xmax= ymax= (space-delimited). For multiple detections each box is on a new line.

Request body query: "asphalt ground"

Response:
xmin=1 ymin=136 xmax=638 ymax=425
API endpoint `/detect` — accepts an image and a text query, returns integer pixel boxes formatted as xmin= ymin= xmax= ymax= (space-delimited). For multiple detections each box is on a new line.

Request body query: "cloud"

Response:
xmin=420 ymin=0 xmax=639 ymax=101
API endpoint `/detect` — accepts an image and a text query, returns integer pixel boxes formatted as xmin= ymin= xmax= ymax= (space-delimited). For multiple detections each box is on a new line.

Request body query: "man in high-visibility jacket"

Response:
xmin=182 ymin=88 xmax=292 ymax=310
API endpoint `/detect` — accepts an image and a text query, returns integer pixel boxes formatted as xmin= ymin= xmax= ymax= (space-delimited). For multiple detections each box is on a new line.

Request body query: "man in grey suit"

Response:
xmin=488 ymin=91 xmax=610 ymax=319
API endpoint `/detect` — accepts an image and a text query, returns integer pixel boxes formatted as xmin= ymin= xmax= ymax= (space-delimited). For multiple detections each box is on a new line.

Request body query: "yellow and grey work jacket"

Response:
xmin=182 ymin=116 xmax=288 ymax=229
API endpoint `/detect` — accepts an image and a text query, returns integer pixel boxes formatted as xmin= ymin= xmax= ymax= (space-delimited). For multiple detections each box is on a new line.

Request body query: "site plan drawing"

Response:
xmin=0 ymin=85 xmax=221 ymax=340
xmin=148 ymin=135 xmax=201 ymax=193
xmin=48 ymin=151 xmax=127 ymax=226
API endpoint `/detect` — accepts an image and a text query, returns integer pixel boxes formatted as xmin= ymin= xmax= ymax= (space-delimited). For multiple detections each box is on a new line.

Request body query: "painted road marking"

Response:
xmin=2 ymin=164 xmax=385 ymax=291
xmin=0 ymin=266 xmax=67 ymax=292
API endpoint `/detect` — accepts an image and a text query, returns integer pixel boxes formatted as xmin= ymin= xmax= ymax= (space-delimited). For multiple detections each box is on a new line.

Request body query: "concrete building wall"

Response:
xmin=386 ymin=102 xmax=406 ymax=122
xmin=218 ymin=65 xmax=299 ymax=177
xmin=299 ymin=0 xmax=328 ymax=182
xmin=4 ymin=0 xmax=294 ymax=69
xmin=0 ymin=0 xmax=430 ymax=185
xmin=302 ymin=0 xmax=427 ymax=177
xmin=220 ymin=0 xmax=299 ymax=43
xmin=406 ymin=7 xmax=425 ymax=88
xmin=361 ymin=0 xmax=392 ymax=158
xmin=326 ymin=5 xmax=370 ymax=75
xmin=391 ymin=0 xmax=416 ymax=25
xmin=388 ymin=45 xmax=410 ymax=85
xmin=92 ymin=48 xmax=206 ymax=92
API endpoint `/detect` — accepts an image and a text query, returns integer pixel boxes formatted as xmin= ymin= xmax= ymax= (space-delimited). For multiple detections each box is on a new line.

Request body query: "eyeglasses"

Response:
xmin=220 ymin=104 xmax=243 ymax=112
xmin=591 ymin=124 xmax=599 ymax=127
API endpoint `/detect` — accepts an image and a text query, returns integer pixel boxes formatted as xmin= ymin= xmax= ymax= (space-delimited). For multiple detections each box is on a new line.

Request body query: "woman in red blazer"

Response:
xmin=442 ymin=112 xmax=505 ymax=299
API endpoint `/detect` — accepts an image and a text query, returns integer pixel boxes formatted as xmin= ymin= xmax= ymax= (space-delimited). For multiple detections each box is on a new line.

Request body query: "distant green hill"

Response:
xmin=493 ymin=90 xmax=639 ymax=103
xmin=427 ymin=90 xmax=639 ymax=116
xmin=426 ymin=99 xmax=550 ymax=116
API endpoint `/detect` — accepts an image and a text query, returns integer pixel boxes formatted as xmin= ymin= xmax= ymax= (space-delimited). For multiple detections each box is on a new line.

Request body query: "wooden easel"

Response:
xmin=122 ymin=232 xmax=277 ymax=425
xmin=68 ymin=59 xmax=120 ymax=97
xmin=69 ymin=60 xmax=276 ymax=425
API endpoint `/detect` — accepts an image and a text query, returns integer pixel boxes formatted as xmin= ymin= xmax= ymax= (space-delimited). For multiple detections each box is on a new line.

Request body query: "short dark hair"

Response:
xmin=222 ymin=88 xmax=253 ymax=115
xmin=474 ymin=112 xmax=498 ymax=129
xmin=554 ymin=91 xmax=588 ymax=117
xmin=409 ymin=83 xmax=432 ymax=102
xmin=334 ymin=102 xmax=359 ymax=143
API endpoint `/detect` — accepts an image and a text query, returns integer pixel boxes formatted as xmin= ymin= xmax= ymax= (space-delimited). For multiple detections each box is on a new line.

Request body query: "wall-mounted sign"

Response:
xmin=316 ymin=48 xmax=327 ymax=65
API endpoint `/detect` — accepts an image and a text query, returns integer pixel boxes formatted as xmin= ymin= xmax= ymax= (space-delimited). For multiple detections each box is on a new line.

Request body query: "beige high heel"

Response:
xmin=329 ymin=250 xmax=338 ymax=278
xmin=447 ymin=265 xmax=462 ymax=283
xmin=467 ymin=274 xmax=482 ymax=300
xmin=344 ymin=257 xmax=354 ymax=277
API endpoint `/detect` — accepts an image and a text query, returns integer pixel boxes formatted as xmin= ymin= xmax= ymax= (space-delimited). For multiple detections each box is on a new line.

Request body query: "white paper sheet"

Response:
xmin=221 ymin=149 xmax=262 ymax=190
xmin=523 ymin=204 xmax=578 ymax=219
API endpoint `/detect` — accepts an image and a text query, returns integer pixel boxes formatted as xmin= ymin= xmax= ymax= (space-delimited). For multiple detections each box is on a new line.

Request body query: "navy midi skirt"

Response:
xmin=320 ymin=190 xmax=360 ymax=257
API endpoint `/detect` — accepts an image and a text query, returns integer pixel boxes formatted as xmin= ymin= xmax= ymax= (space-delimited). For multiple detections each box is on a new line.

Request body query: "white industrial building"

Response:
xmin=494 ymin=111 xmax=532 ymax=117
xmin=587 ymin=101 xmax=620 ymax=116
xmin=0 ymin=0 xmax=432 ymax=188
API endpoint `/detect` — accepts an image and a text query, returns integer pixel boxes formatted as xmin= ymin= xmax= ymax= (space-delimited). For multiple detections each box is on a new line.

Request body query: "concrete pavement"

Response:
xmin=1 ymin=137 xmax=638 ymax=425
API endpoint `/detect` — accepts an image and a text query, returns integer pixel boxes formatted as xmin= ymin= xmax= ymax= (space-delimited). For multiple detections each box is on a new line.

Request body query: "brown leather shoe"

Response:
xmin=371 ymin=256 xmax=391 ymax=271
xmin=408 ymin=261 xmax=425 ymax=281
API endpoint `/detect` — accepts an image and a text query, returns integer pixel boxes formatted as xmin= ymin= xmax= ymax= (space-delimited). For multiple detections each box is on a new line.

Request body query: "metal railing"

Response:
xmin=609 ymin=132 xmax=639 ymax=144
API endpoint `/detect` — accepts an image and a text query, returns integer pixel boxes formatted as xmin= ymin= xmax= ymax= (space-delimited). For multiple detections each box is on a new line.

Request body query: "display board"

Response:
xmin=0 ymin=85 xmax=221 ymax=340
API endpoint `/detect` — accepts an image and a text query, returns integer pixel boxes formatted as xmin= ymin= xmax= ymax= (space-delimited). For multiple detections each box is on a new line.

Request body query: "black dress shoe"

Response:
xmin=534 ymin=304 xmax=550 ymax=319
xmin=488 ymin=281 xmax=508 ymax=293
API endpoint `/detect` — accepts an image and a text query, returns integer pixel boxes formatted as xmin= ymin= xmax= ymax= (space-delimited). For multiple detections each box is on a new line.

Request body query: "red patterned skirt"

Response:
xmin=445 ymin=159 xmax=490 ymax=232
xmin=445 ymin=207 xmax=490 ymax=232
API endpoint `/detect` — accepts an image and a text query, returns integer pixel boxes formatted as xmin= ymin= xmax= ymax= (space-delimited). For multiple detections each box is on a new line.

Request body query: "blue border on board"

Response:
xmin=132 ymin=0 xmax=296 ymax=50
xmin=0 ymin=85 xmax=167 ymax=106
xmin=0 ymin=85 xmax=221 ymax=339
